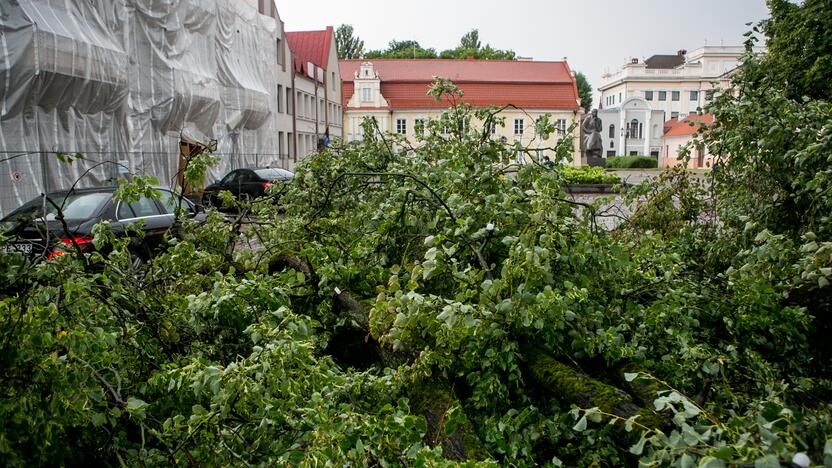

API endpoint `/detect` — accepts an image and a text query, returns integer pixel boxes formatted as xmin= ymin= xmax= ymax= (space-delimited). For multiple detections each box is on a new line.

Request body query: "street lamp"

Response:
xmin=620 ymin=126 xmax=630 ymax=156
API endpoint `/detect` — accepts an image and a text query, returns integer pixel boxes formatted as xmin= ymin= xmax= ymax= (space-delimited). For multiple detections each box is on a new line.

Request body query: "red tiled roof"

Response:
xmin=340 ymin=59 xmax=580 ymax=110
xmin=286 ymin=27 xmax=333 ymax=75
xmin=664 ymin=113 xmax=714 ymax=137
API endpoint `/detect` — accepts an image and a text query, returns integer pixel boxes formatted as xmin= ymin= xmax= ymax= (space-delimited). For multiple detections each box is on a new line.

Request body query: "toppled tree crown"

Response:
xmin=1 ymin=2 xmax=832 ymax=465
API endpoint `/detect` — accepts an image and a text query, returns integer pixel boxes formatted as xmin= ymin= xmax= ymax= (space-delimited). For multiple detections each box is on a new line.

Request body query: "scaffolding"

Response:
xmin=0 ymin=0 xmax=284 ymax=217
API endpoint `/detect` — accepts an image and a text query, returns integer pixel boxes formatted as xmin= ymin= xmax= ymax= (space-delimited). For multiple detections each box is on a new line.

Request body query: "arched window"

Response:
xmin=629 ymin=119 xmax=640 ymax=139
xmin=609 ymin=124 xmax=615 ymax=138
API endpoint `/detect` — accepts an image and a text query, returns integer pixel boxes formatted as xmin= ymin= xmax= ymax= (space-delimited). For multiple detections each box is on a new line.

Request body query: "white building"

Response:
xmin=599 ymin=46 xmax=756 ymax=121
xmin=597 ymin=97 xmax=665 ymax=157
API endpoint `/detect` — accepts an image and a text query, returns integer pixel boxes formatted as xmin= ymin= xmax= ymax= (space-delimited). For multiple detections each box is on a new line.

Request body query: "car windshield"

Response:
xmin=3 ymin=192 xmax=111 ymax=225
xmin=253 ymin=168 xmax=293 ymax=181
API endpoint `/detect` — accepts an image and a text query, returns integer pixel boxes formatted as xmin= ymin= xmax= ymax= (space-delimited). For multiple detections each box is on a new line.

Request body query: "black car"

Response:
xmin=0 ymin=187 xmax=205 ymax=264
xmin=202 ymin=168 xmax=293 ymax=207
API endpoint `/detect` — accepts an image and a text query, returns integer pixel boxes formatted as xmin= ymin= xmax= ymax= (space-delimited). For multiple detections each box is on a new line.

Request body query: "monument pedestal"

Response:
xmin=586 ymin=156 xmax=606 ymax=167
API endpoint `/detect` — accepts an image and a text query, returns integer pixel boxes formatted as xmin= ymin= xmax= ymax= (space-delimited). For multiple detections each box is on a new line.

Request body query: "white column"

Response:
xmin=643 ymin=110 xmax=651 ymax=156
xmin=618 ymin=109 xmax=626 ymax=155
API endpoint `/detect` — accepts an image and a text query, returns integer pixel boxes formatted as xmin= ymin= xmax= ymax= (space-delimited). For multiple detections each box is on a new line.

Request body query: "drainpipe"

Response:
xmin=291 ymin=67 xmax=297 ymax=162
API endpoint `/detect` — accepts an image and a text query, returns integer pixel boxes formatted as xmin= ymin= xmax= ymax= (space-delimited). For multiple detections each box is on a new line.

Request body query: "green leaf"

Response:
xmin=697 ymin=456 xmax=726 ymax=468
xmin=126 ymin=397 xmax=148 ymax=411
xmin=753 ymin=455 xmax=780 ymax=468
xmin=629 ymin=435 xmax=647 ymax=455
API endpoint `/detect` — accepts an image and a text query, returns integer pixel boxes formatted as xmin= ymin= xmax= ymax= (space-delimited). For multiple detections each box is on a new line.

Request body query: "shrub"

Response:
xmin=561 ymin=166 xmax=620 ymax=185
xmin=606 ymin=156 xmax=658 ymax=169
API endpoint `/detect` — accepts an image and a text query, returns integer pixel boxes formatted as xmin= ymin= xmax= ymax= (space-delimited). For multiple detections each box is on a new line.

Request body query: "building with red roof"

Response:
xmin=340 ymin=59 xmax=583 ymax=165
xmin=661 ymin=113 xmax=715 ymax=168
xmin=286 ymin=27 xmax=343 ymax=160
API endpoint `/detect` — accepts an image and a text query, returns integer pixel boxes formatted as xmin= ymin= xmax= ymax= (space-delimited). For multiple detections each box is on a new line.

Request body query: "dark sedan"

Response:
xmin=202 ymin=168 xmax=293 ymax=207
xmin=0 ymin=187 xmax=205 ymax=264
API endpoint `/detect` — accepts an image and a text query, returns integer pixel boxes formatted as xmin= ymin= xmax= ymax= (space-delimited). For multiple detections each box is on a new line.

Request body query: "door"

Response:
xmin=115 ymin=195 xmax=169 ymax=254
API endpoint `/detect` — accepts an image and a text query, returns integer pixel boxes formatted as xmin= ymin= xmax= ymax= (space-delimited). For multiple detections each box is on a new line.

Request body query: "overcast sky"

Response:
xmin=279 ymin=0 xmax=770 ymax=99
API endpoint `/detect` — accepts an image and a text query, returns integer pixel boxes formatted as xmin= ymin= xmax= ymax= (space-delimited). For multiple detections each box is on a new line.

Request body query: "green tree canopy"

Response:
xmin=574 ymin=71 xmax=593 ymax=112
xmin=459 ymin=29 xmax=482 ymax=49
xmin=364 ymin=31 xmax=516 ymax=61
xmin=365 ymin=39 xmax=438 ymax=59
xmin=334 ymin=24 xmax=364 ymax=59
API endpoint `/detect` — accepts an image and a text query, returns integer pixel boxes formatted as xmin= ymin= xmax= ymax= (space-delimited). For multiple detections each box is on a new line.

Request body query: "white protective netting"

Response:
xmin=0 ymin=0 xmax=284 ymax=216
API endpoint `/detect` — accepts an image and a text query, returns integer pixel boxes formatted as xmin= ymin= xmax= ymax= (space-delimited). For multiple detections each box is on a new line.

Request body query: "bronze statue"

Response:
xmin=582 ymin=109 xmax=603 ymax=160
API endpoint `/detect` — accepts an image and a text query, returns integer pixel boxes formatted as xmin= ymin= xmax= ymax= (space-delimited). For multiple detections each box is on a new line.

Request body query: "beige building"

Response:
xmin=340 ymin=59 xmax=584 ymax=166
xmin=599 ymin=46 xmax=758 ymax=121
xmin=661 ymin=113 xmax=715 ymax=169
xmin=286 ymin=28 xmax=343 ymax=162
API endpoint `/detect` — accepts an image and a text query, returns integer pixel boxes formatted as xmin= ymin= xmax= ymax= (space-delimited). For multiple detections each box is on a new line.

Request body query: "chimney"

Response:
xmin=630 ymin=57 xmax=638 ymax=64
xmin=677 ymin=49 xmax=687 ymax=56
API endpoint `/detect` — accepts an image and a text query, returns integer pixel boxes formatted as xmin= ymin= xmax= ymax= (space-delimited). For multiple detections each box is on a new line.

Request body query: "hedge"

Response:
xmin=561 ymin=166 xmax=621 ymax=185
xmin=606 ymin=156 xmax=659 ymax=169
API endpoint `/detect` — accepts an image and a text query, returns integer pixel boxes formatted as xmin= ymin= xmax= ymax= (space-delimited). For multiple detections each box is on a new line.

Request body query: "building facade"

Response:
xmin=286 ymin=28 xmax=343 ymax=161
xmin=340 ymin=59 xmax=583 ymax=165
xmin=0 ymin=0 xmax=294 ymax=216
xmin=661 ymin=113 xmax=715 ymax=169
xmin=596 ymin=97 xmax=666 ymax=157
xmin=599 ymin=46 xmax=754 ymax=121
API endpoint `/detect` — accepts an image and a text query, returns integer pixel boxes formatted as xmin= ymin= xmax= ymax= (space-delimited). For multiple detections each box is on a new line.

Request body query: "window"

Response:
xmin=690 ymin=90 xmax=699 ymax=101
xmin=672 ymin=91 xmax=680 ymax=101
xmin=645 ymin=90 xmax=653 ymax=101
xmin=629 ymin=119 xmax=639 ymax=139
xmin=671 ymin=111 xmax=679 ymax=119
xmin=514 ymin=118 xmax=524 ymax=136
xmin=158 ymin=190 xmax=194 ymax=215
xmin=607 ymin=150 xmax=616 ymax=156
xmin=555 ymin=119 xmax=567 ymax=135
xmin=396 ymin=118 xmax=407 ymax=135
xmin=414 ymin=119 xmax=425 ymax=136
xmin=608 ymin=124 xmax=615 ymax=138
xmin=629 ymin=151 xmax=638 ymax=156
xmin=658 ymin=91 xmax=667 ymax=101
xmin=277 ymin=85 xmax=283 ymax=113
xmin=362 ymin=87 xmax=372 ymax=102
xmin=286 ymin=87 xmax=293 ymax=115
xmin=650 ymin=150 xmax=660 ymax=157
xmin=331 ymin=72 xmax=336 ymax=90
xmin=619 ymin=92 xmax=622 ymax=103
xmin=610 ymin=140 xmax=614 ymax=148
xmin=118 ymin=196 xmax=161 ymax=220
xmin=276 ymin=38 xmax=283 ymax=66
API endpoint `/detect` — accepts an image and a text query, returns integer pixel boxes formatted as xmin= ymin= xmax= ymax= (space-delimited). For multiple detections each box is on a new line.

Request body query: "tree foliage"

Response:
xmin=459 ymin=29 xmax=482 ymax=50
xmin=365 ymin=40 xmax=438 ymax=59
xmin=575 ymin=71 xmax=593 ymax=113
xmin=1 ymin=2 xmax=832 ymax=465
xmin=335 ymin=24 xmax=365 ymax=59
xmin=364 ymin=30 xmax=516 ymax=61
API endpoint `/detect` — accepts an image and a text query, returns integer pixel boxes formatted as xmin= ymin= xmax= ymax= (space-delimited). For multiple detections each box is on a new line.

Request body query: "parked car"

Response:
xmin=201 ymin=168 xmax=294 ymax=207
xmin=0 ymin=187 xmax=205 ymax=264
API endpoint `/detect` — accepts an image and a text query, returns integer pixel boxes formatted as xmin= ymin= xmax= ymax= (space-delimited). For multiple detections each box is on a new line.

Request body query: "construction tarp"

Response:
xmin=0 ymin=0 xmax=282 ymax=216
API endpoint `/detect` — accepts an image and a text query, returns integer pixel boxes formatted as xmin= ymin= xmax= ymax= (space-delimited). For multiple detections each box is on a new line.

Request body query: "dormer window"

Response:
xmin=362 ymin=87 xmax=372 ymax=102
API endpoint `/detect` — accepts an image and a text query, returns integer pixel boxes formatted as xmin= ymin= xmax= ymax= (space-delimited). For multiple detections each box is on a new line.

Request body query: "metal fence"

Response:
xmin=0 ymin=151 xmax=295 ymax=218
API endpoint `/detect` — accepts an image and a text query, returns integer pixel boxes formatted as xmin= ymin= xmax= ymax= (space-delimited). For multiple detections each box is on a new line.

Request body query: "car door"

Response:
xmin=115 ymin=195 xmax=169 ymax=255
xmin=238 ymin=170 xmax=262 ymax=200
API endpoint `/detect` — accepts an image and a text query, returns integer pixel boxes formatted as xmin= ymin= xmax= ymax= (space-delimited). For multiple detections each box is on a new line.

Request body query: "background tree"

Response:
xmin=574 ymin=71 xmax=593 ymax=113
xmin=335 ymin=24 xmax=364 ymax=59
xmin=365 ymin=39 xmax=438 ymax=59
xmin=439 ymin=29 xmax=516 ymax=60
xmin=459 ymin=29 xmax=482 ymax=50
